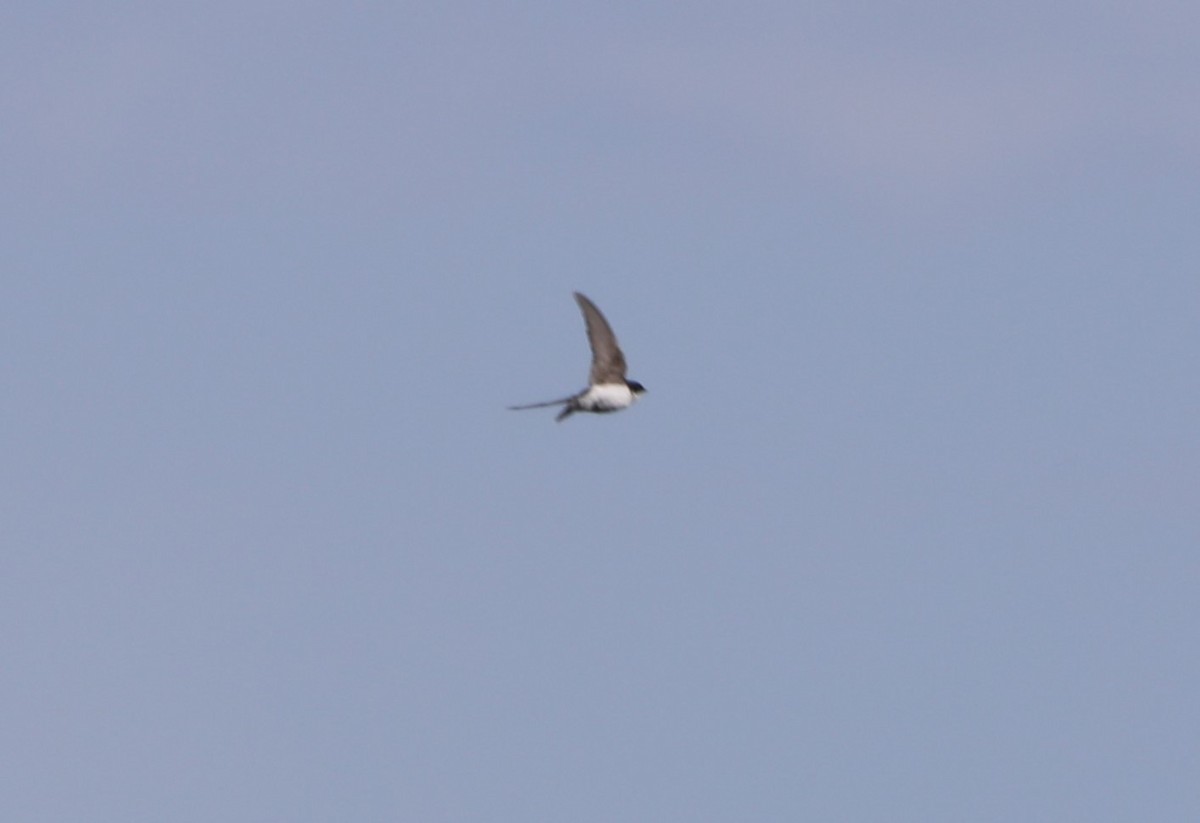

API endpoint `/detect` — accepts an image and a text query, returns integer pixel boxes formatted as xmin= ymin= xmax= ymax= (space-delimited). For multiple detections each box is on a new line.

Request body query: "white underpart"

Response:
xmin=579 ymin=383 xmax=635 ymax=411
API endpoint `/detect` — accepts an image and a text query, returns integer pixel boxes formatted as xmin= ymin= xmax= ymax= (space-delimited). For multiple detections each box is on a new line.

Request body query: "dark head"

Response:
xmin=627 ymin=380 xmax=647 ymax=396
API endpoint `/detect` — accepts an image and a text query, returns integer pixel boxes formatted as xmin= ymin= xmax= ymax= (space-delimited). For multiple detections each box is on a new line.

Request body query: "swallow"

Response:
xmin=509 ymin=292 xmax=646 ymax=422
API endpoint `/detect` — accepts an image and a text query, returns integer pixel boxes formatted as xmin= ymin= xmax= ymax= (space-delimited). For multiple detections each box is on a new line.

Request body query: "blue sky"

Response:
xmin=3 ymin=3 xmax=1197 ymax=821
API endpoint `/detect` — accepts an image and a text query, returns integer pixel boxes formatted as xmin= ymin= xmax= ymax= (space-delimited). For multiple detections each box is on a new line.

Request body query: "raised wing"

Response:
xmin=574 ymin=292 xmax=627 ymax=384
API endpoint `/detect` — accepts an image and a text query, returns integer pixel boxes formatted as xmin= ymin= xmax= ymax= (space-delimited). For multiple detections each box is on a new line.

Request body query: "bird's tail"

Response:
xmin=507 ymin=395 xmax=574 ymax=411
xmin=509 ymin=394 xmax=579 ymax=422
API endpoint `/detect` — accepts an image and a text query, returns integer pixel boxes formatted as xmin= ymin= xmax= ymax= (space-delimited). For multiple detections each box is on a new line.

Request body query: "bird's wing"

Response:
xmin=574 ymin=292 xmax=627 ymax=384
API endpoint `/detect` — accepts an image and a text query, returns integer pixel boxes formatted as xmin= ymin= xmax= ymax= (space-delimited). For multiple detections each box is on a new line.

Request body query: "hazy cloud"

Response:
xmin=612 ymin=22 xmax=1200 ymax=202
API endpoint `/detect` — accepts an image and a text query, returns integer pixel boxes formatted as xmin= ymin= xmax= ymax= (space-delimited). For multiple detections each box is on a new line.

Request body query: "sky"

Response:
xmin=2 ymin=3 xmax=1198 ymax=821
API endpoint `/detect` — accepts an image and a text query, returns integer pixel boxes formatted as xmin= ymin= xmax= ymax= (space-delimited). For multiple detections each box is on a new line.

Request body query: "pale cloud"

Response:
xmin=5 ymin=4 xmax=1196 ymax=219
xmin=612 ymin=25 xmax=1199 ymax=204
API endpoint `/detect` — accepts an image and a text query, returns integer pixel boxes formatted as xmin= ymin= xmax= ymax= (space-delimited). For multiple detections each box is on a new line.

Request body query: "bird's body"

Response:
xmin=509 ymin=292 xmax=646 ymax=422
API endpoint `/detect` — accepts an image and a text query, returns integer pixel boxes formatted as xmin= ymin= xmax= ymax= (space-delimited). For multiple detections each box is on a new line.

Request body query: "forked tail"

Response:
xmin=508 ymin=394 xmax=579 ymax=422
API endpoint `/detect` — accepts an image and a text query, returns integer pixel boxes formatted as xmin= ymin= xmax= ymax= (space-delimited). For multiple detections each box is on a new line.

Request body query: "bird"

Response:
xmin=509 ymin=292 xmax=647 ymax=422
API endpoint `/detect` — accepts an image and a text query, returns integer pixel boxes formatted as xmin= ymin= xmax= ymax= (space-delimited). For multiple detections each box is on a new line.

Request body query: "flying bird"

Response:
xmin=509 ymin=292 xmax=647 ymax=422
